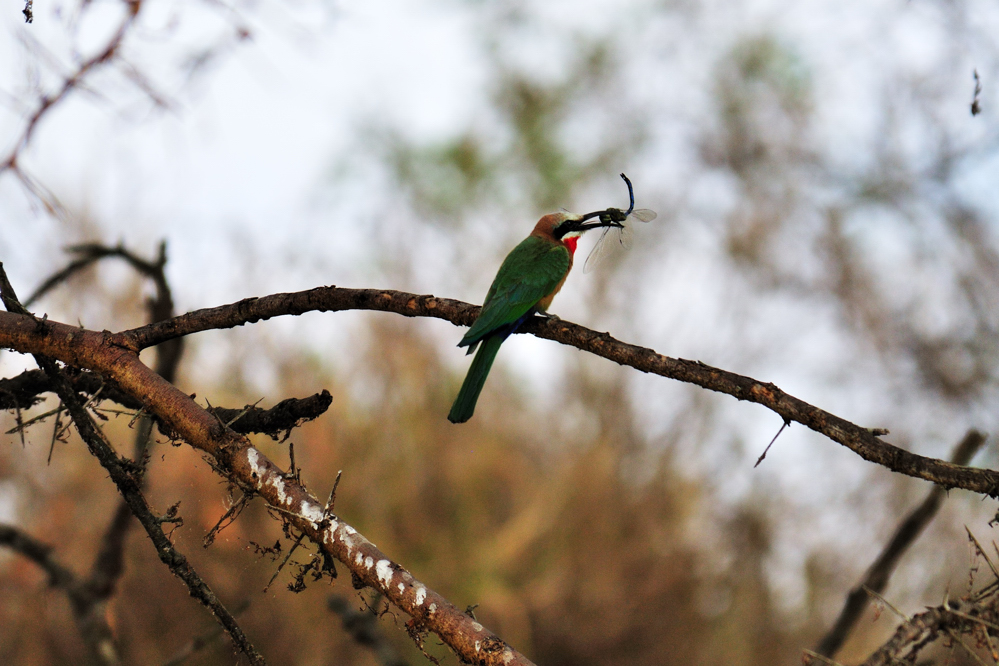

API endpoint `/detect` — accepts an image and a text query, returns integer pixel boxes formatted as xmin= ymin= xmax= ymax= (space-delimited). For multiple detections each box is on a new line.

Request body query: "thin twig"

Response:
xmin=945 ymin=628 xmax=992 ymax=666
xmin=968 ymin=527 xmax=999 ymax=584
xmin=754 ymin=418 xmax=788 ymax=467
xmin=862 ymin=586 xmax=908 ymax=622
xmin=814 ymin=431 xmax=985 ymax=658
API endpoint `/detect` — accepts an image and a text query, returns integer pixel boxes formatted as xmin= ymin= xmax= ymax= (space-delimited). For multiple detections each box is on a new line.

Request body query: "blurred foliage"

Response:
xmin=387 ymin=38 xmax=642 ymax=221
xmin=5 ymin=0 xmax=999 ymax=664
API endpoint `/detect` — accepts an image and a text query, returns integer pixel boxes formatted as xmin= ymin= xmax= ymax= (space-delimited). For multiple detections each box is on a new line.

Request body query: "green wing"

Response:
xmin=459 ymin=236 xmax=570 ymax=347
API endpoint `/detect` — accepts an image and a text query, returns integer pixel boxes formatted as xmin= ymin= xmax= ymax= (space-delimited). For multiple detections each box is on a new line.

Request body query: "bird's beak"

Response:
xmin=555 ymin=210 xmax=623 ymax=239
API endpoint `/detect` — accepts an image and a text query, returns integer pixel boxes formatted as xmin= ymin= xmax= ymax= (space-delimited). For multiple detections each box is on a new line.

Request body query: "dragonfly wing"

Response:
xmin=618 ymin=222 xmax=634 ymax=251
xmin=583 ymin=210 xmax=654 ymax=273
xmin=584 ymin=227 xmax=615 ymax=273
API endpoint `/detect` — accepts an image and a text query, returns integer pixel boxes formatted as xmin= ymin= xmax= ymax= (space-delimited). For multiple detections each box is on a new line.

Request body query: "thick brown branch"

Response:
xmin=814 ymin=430 xmax=986 ymax=658
xmin=117 ymin=286 xmax=999 ymax=496
xmin=0 ymin=310 xmax=533 ymax=664
xmin=0 ymin=267 xmax=265 ymax=665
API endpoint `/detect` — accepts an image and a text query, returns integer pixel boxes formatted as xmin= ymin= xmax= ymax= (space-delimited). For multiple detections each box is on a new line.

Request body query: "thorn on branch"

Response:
xmin=754 ymin=418 xmax=790 ymax=468
xmin=204 ymin=492 xmax=251 ymax=547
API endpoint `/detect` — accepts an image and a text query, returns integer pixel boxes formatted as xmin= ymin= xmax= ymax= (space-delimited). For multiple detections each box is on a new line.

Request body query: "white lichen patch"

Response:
xmin=355 ymin=552 xmax=364 ymax=565
xmin=375 ymin=560 xmax=394 ymax=588
xmin=471 ymin=622 xmax=483 ymax=632
xmin=364 ymin=556 xmax=374 ymax=570
xmin=428 ymin=603 xmax=437 ymax=614
xmin=339 ymin=524 xmax=361 ymax=554
xmin=246 ymin=448 xmax=264 ymax=487
xmin=248 ymin=449 xmax=293 ymax=507
xmin=475 ymin=641 xmax=481 ymax=653
xmin=502 ymin=648 xmax=515 ymax=664
xmin=397 ymin=583 xmax=405 ymax=594
xmin=299 ymin=500 xmax=324 ymax=526
xmin=415 ymin=586 xmax=427 ymax=606
xmin=266 ymin=474 xmax=289 ymax=507
xmin=322 ymin=521 xmax=337 ymax=544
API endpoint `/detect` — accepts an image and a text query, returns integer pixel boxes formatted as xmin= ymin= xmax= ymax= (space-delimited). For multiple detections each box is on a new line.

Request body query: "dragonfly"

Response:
xmin=583 ymin=173 xmax=657 ymax=273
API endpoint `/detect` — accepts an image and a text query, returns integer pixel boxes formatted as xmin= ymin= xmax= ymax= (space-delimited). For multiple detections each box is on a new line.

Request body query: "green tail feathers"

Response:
xmin=448 ymin=334 xmax=505 ymax=423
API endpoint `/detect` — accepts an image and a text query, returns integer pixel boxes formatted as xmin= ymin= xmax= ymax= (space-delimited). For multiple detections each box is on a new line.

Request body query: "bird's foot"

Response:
xmin=535 ymin=311 xmax=560 ymax=321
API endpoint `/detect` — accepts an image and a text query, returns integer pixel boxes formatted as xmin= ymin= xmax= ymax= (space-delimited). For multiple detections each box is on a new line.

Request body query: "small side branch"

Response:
xmin=0 ymin=523 xmax=77 ymax=590
xmin=0 ymin=368 xmax=332 ymax=436
xmin=856 ymin=602 xmax=991 ymax=666
xmin=2 ymin=0 xmax=142 ymax=176
xmin=0 ymin=523 xmax=119 ymax=665
xmin=814 ymin=430 xmax=986 ymax=659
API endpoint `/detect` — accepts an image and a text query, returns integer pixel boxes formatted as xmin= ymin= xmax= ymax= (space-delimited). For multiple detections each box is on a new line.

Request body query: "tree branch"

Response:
xmin=0 ymin=266 xmax=266 ymax=666
xmin=0 ymin=523 xmax=121 ymax=665
xmin=0 ymin=290 xmax=533 ymax=663
xmin=0 ymin=523 xmax=77 ymax=590
xmin=855 ymin=601 xmax=994 ymax=666
xmin=1 ymin=0 xmax=142 ymax=176
xmin=114 ymin=286 xmax=999 ymax=496
xmin=813 ymin=429 xmax=987 ymax=658
xmin=0 ymin=369 xmax=332 ymax=436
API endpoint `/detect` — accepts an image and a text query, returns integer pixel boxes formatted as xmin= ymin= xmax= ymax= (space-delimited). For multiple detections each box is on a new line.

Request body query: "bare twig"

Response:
xmin=968 ymin=527 xmax=999 ymax=584
xmin=0 ymin=368 xmax=333 ymax=436
xmin=0 ymin=264 xmax=266 ymax=666
xmin=329 ymin=595 xmax=409 ymax=666
xmin=814 ymin=430 xmax=986 ymax=658
xmin=945 ymin=627 xmax=993 ymax=666
xmin=2 ymin=0 xmax=141 ymax=174
xmin=0 ymin=524 xmax=120 ymax=664
xmin=754 ymin=418 xmax=789 ymax=467
xmin=861 ymin=585 xmax=908 ymax=622
xmin=0 ymin=523 xmax=78 ymax=589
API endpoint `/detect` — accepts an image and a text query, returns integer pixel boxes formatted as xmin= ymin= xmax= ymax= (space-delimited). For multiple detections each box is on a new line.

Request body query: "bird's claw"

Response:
xmin=535 ymin=312 xmax=560 ymax=321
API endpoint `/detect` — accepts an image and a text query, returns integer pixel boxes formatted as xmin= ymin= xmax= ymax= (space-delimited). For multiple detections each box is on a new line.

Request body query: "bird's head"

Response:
xmin=534 ymin=210 xmax=624 ymax=244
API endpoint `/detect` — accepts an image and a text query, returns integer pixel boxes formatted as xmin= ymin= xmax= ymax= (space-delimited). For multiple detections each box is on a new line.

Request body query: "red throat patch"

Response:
xmin=563 ymin=236 xmax=578 ymax=255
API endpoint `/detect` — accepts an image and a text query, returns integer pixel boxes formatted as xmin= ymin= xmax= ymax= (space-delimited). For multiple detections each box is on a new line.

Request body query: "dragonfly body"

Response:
xmin=583 ymin=175 xmax=658 ymax=273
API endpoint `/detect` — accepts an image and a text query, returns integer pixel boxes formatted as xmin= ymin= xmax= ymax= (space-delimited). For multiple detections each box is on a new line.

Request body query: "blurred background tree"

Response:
xmin=2 ymin=0 xmax=999 ymax=664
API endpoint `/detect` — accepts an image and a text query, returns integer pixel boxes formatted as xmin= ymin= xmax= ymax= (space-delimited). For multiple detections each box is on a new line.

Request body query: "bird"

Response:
xmin=447 ymin=210 xmax=617 ymax=423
